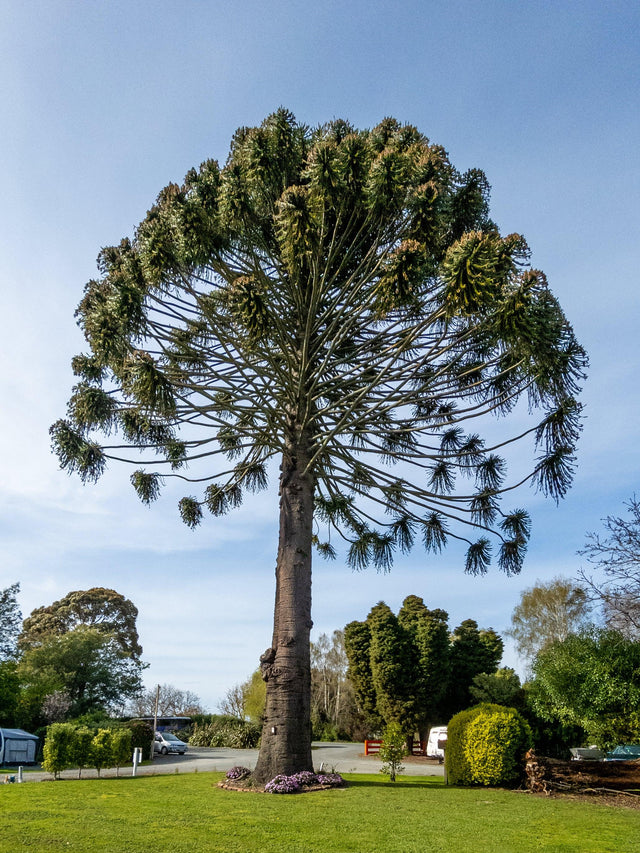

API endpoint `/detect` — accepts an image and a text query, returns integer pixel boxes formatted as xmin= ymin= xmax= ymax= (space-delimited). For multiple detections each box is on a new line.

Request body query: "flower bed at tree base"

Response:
xmin=219 ymin=768 xmax=346 ymax=794
xmin=525 ymin=751 xmax=640 ymax=795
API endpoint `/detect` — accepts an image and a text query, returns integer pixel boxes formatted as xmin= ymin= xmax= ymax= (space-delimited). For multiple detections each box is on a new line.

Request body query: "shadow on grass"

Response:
xmin=345 ymin=778 xmax=444 ymax=789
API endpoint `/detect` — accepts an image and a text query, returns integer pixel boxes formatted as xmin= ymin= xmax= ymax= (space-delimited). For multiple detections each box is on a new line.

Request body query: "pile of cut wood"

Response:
xmin=525 ymin=751 xmax=640 ymax=795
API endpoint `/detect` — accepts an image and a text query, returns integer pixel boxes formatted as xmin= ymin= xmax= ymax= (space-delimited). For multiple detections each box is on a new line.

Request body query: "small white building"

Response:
xmin=0 ymin=728 xmax=39 ymax=764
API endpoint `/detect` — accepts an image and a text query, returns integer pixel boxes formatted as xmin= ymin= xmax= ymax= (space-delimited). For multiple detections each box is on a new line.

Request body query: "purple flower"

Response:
xmin=317 ymin=773 xmax=345 ymax=786
xmin=291 ymin=771 xmax=318 ymax=786
xmin=226 ymin=765 xmax=251 ymax=781
xmin=264 ymin=770 xmax=345 ymax=793
xmin=264 ymin=774 xmax=301 ymax=793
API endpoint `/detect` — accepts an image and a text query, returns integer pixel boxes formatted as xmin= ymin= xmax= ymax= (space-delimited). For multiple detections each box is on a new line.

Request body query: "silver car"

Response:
xmin=154 ymin=732 xmax=188 ymax=755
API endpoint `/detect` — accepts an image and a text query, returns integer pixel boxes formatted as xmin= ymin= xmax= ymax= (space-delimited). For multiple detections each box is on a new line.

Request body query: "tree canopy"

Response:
xmin=345 ymin=596 xmax=503 ymax=735
xmin=51 ymin=110 xmax=586 ymax=781
xmin=7 ymin=587 xmax=146 ymax=729
xmin=0 ymin=582 xmax=21 ymax=661
xmin=19 ymin=587 xmax=143 ymax=661
xmin=506 ymin=577 xmax=592 ymax=668
xmin=52 ymin=109 xmax=585 ymax=574
xmin=529 ymin=628 xmax=640 ymax=746
xmin=18 ymin=626 xmax=145 ymax=719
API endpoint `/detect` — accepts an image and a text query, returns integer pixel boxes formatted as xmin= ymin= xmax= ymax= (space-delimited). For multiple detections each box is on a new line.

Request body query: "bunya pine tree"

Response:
xmin=51 ymin=110 xmax=586 ymax=782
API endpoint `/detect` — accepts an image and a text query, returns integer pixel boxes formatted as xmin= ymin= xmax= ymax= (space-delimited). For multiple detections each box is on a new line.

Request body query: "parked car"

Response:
xmin=604 ymin=744 xmax=640 ymax=761
xmin=154 ymin=732 xmax=188 ymax=755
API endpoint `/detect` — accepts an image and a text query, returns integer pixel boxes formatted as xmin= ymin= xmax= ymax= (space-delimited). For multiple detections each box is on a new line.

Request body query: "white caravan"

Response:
xmin=426 ymin=726 xmax=447 ymax=760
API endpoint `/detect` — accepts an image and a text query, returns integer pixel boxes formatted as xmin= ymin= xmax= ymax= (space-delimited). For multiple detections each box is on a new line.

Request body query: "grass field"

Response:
xmin=2 ymin=772 xmax=639 ymax=853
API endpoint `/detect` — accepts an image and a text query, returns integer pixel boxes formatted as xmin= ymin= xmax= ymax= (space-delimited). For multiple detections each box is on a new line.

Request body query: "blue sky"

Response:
xmin=1 ymin=0 xmax=639 ymax=711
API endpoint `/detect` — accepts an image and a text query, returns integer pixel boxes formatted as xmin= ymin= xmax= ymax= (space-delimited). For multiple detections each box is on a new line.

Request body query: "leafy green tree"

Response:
xmin=91 ymin=728 xmax=113 ymax=776
xmin=379 ymin=720 xmax=406 ymax=782
xmin=20 ymin=587 xmax=142 ymax=661
xmin=242 ymin=669 xmax=267 ymax=723
xmin=51 ymin=110 xmax=585 ymax=781
xmin=346 ymin=598 xmax=501 ymax=733
xmin=506 ymin=576 xmax=591 ymax=668
xmin=530 ymin=628 xmax=640 ymax=746
xmin=470 ymin=667 xmax=523 ymax=707
xmin=111 ymin=728 xmax=133 ymax=777
xmin=444 ymin=620 xmax=503 ymax=717
xmin=0 ymin=660 xmax=20 ymax=726
xmin=368 ymin=602 xmax=418 ymax=730
xmin=0 ymin=582 xmax=21 ymax=661
xmin=42 ymin=722 xmax=76 ymax=779
xmin=18 ymin=626 xmax=144 ymax=718
xmin=71 ymin=726 xmax=95 ymax=779
xmin=578 ymin=496 xmax=640 ymax=637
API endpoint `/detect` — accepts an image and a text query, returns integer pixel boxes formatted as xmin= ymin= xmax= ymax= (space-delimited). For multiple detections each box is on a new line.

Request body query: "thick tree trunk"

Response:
xmin=253 ymin=442 xmax=315 ymax=784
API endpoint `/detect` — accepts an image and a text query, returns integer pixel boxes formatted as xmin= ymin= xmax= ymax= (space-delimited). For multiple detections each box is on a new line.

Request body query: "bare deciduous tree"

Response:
xmin=578 ymin=496 xmax=640 ymax=637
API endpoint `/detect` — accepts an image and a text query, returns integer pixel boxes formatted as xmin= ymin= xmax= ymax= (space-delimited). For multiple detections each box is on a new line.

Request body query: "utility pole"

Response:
xmin=150 ymin=683 xmax=160 ymax=760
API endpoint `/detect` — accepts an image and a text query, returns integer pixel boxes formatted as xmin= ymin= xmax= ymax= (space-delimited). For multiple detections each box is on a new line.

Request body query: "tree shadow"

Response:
xmin=346 ymin=778 xmax=444 ymax=789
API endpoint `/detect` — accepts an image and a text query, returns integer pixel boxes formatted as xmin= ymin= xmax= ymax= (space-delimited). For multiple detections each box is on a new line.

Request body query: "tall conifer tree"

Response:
xmin=52 ymin=111 xmax=585 ymax=781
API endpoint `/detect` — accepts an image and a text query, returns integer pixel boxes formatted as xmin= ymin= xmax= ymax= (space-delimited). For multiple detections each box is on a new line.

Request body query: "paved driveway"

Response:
xmin=14 ymin=742 xmax=443 ymax=782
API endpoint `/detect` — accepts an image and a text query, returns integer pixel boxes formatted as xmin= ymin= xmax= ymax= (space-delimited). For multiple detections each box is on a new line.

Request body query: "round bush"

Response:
xmin=446 ymin=703 xmax=532 ymax=788
xmin=464 ymin=705 xmax=532 ymax=786
xmin=445 ymin=705 xmax=486 ymax=786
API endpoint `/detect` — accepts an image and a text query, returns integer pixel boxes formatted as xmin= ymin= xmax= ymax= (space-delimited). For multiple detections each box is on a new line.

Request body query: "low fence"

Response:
xmin=365 ymin=739 xmax=426 ymax=756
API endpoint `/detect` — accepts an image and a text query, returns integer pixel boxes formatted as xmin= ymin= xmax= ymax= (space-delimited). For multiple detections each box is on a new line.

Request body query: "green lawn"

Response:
xmin=2 ymin=773 xmax=638 ymax=853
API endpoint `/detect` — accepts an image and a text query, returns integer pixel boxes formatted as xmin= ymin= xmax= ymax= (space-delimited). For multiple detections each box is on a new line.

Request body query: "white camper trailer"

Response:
xmin=426 ymin=726 xmax=447 ymax=760
xmin=0 ymin=728 xmax=39 ymax=764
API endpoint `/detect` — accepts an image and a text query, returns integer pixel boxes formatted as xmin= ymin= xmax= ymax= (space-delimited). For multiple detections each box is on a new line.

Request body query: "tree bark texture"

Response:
xmin=253 ymin=443 xmax=315 ymax=784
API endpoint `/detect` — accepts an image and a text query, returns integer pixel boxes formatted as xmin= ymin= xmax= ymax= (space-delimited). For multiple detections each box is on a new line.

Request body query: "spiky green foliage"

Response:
xmin=52 ymin=110 xmax=586 ymax=574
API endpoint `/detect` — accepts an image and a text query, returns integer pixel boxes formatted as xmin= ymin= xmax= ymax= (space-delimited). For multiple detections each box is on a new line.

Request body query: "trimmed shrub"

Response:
xmin=91 ymin=729 xmax=113 ymax=776
xmin=111 ymin=728 xmax=133 ymax=776
xmin=125 ymin=719 xmax=154 ymax=759
xmin=464 ymin=706 xmax=532 ymax=786
xmin=42 ymin=722 xmax=77 ymax=779
xmin=446 ymin=703 xmax=531 ymax=788
xmin=71 ymin=726 xmax=95 ymax=779
xmin=188 ymin=718 xmax=260 ymax=748
xmin=445 ymin=705 xmax=486 ymax=786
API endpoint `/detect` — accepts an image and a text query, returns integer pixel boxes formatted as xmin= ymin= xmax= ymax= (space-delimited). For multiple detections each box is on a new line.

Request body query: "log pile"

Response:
xmin=525 ymin=751 xmax=640 ymax=795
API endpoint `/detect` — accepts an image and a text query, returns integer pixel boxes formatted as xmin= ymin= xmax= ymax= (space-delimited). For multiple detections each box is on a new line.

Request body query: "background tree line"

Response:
xmin=0 ymin=585 xmax=201 ymax=743
xmin=344 ymin=595 xmax=504 ymax=740
xmin=0 ymin=586 xmax=147 ymax=733
xmin=504 ymin=498 xmax=640 ymax=751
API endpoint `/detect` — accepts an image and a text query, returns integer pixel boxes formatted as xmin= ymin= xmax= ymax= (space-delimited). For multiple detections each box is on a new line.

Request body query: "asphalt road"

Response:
xmin=11 ymin=742 xmax=444 ymax=782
